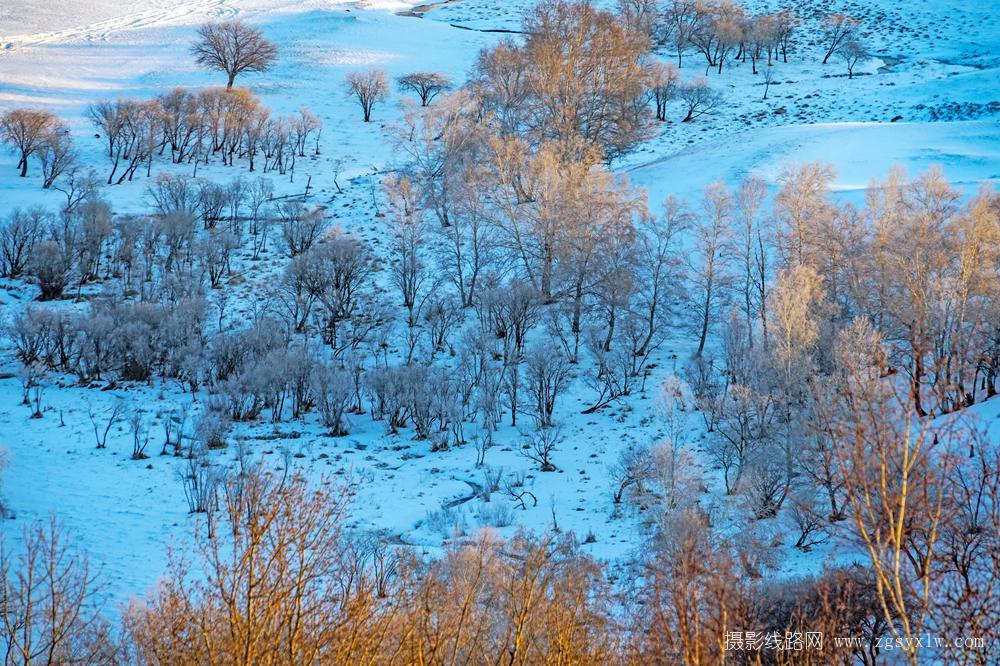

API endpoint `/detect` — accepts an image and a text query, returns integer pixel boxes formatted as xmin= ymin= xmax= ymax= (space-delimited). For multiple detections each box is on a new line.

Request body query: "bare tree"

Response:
xmin=129 ymin=410 xmax=150 ymax=460
xmin=678 ymin=79 xmax=723 ymax=122
xmin=37 ymin=123 xmax=76 ymax=189
xmin=53 ymin=167 xmax=101 ymax=214
xmin=762 ymin=65 xmax=776 ymax=100
xmin=825 ymin=376 xmax=958 ymax=665
xmin=345 ymin=69 xmax=390 ymax=122
xmin=179 ymin=445 xmax=221 ymax=513
xmin=773 ymin=10 xmax=797 ymax=63
xmin=0 ymin=109 xmax=59 ymax=178
xmin=474 ymin=0 xmax=654 ymax=162
xmin=386 ymin=177 xmax=434 ymax=326
xmin=634 ymin=197 xmax=688 ymax=357
xmin=838 ymin=37 xmax=868 ymax=79
xmin=276 ymin=201 xmax=326 ymax=258
xmin=0 ymin=208 xmax=45 ymax=278
xmin=88 ymin=400 xmax=125 ymax=449
xmin=0 ymin=519 xmax=114 ymax=664
xmin=662 ymin=0 xmax=704 ymax=68
xmin=521 ymin=426 xmax=561 ymax=472
xmin=191 ymin=20 xmax=278 ymax=89
xmin=689 ymin=182 xmax=734 ymax=356
xmin=397 ymin=72 xmax=453 ymax=107
xmin=821 ymin=13 xmax=859 ymax=65
xmin=609 ymin=443 xmax=655 ymax=505
xmin=525 ymin=344 xmax=571 ymax=428
xmin=733 ymin=176 xmax=768 ymax=348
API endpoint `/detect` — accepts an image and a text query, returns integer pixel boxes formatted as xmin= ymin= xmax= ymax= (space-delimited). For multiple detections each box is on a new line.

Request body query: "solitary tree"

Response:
xmin=838 ymin=37 xmax=868 ymax=79
xmin=191 ymin=20 xmax=278 ymax=89
xmin=0 ymin=109 xmax=59 ymax=178
xmin=821 ymin=13 xmax=858 ymax=65
xmin=346 ymin=69 xmax=390 ymax=122
xmin=397 ymin=72 xmax=452 ymax=107
xmin=678 ymin=78 xmax=723 ymax=122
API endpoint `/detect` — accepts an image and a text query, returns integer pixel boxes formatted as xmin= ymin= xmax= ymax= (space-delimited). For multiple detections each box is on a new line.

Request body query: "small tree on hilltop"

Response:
xmin=191 ymin=20 xmax=278 ymax=90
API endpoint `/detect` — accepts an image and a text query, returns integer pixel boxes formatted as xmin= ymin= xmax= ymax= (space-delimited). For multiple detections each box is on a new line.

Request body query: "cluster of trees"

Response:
xmin=593 ymin=164 xmax=1000 ymax=545
xmin=655 ymin=0 xmax=865 ymax=77
xmin=3 ymin=448 xmax=996 ymax=664
xmin=5 ymin=128 xmax=996 ymax=666
xmin=0 ymin=3 xmax=993 ymax=663
xmin=88 ymin=90 xmax=322 ymax=184
xmin=345 ymin=0 xmax=726 ymax=133
xmin=655 ymin=0 xmax=797 ymax=72
xmin=0 ymin=18 xmax=315 ymax=193
xmin=1 ymin=90 xmax=320 ymax=190
xmin=343 ymin=70 xmax=455 ymax=122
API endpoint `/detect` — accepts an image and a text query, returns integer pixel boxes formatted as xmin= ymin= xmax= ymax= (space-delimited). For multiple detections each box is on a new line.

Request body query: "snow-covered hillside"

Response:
xmin=0 ymin=0 xmax=998 ymax=621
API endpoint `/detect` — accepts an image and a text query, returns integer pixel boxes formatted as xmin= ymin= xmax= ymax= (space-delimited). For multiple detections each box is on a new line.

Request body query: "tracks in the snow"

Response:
xmin=1 ymin=0 xmax=236 ymax=52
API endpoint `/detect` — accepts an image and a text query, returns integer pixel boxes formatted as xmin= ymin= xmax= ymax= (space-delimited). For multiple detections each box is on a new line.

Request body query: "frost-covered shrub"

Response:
xmin=365 ymin=364 xmax=461 ymax=438
xmin=422 ymin=505 xmax=468 ymax=540
xmin=196 ymin=230 xmax=238 ymax=288
xmin=366 ymin=365 xmax=414 ymax=431
xmin=312 ymin=362 xmax=353 ymax=435
xmin=524 ymin=343 xmax=571 ymax=428
xmin=73 ymin=310 xmax=116 ymax=380
xmin=8 ymin=306 xmax=62 ymax=366
xmin=475 ymin=500 xmax=514 ymax=528
xmin=180 ymin=445 xmax=221 ymax=514
xmin=207 ymin=319 xmax=285 ymax=384
xmin=215 ymin=373 xmax=267 ymax=422
xmin=282 ymin=345 xmax=316 ymax=419
xmin=195 ymin=410 xmax=231 ymax=450
xmin=70 ymin=197 xmax=113 ymax=281
xmin=28 ymin=239 xmax=73 ymax=300
xmin=147 ymin=173 xmax=199 ymax=218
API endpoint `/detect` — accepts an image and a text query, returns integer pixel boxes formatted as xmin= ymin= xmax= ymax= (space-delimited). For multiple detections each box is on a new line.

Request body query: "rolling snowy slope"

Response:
xmin=0 ymin=0 xmax=997 ymax=612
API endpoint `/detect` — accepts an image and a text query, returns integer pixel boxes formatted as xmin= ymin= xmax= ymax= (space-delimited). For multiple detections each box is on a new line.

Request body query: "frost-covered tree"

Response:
xmin=689 ymin=182 xmax=734 ymax=356
xmin=37 ymin=123 xmax=76 ymax=189
xmin=345 ymin=69 xmax=390 ymax=122
xmin=28 ymin=239 xmax=73 ymax=301
xmin=0 ymin=108 xmax=59 ymax=178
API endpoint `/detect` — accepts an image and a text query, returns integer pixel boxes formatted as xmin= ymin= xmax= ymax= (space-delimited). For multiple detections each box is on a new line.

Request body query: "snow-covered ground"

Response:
xmin=0 ymin=0 xmax=998 ymax=613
